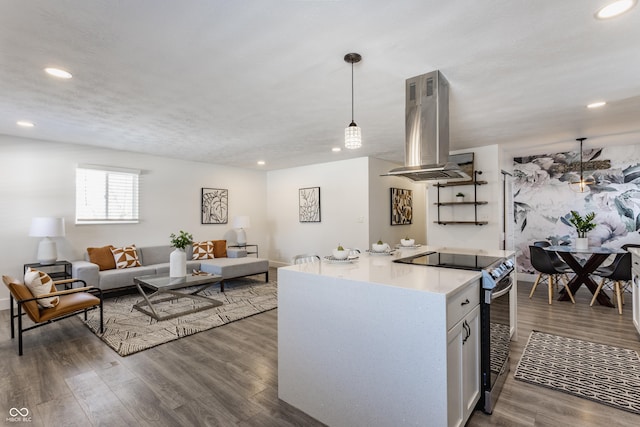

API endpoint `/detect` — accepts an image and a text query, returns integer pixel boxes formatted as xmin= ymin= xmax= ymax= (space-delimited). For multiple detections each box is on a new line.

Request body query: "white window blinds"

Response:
xmin=76 ymin=165 xmax=140 ymax=224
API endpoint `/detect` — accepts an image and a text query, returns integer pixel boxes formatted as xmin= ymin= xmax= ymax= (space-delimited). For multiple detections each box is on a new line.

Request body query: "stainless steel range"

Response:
xmin=394 ymin=251 xmax=514 ymax=414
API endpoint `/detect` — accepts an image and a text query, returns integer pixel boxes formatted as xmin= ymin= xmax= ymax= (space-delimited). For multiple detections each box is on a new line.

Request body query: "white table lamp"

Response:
xmin=233 ymin=216 xmax=250 ymax=246
xmin=29 ymin=217 xmax=65 ymax=265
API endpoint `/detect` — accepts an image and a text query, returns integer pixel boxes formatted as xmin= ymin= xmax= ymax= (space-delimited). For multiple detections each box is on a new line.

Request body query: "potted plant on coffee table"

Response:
xmin=169 ymin=230 xmax=193 ymax=277
xmin=568 ymin=210 xmax=596 ymax=250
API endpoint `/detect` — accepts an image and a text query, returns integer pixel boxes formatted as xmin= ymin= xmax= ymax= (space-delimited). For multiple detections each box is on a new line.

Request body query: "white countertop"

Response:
xmin=279 ymin=245 xmax=515 ymax=297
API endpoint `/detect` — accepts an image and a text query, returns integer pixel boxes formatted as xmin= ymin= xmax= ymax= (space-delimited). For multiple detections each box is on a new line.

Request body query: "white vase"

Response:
xmin=170 ymin=248 xmax=187 ymax=277
xmin=575 ymin=237 xmax=588 ymax=250
xmin=456 ymin=196 xmax=464 ymax=203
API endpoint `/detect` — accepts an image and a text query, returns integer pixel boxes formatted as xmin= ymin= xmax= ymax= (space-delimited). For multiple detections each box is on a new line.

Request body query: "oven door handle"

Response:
xmin=491 ymin=281 xmax=513 ymax=299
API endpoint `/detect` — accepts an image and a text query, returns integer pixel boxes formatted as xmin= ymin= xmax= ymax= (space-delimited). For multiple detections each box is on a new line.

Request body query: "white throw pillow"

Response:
xmin=23 ymin=267 xmax=59 ymax=308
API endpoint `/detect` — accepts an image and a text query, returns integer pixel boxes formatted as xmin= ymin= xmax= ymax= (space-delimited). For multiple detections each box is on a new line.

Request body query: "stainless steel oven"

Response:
xmin=394 ymin=252 xmax=514 ymax=415
xmin=480 ymin=267 xmax=513 ymax=414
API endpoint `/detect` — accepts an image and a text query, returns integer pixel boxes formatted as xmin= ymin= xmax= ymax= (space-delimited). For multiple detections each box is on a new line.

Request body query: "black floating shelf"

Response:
xmin=434 ymin=201 xmax=488 ymax=206
xmin=434 ymin=221 xmax=488 ymax=225
xmin=434 ymin=180 xmax=488 ymax=187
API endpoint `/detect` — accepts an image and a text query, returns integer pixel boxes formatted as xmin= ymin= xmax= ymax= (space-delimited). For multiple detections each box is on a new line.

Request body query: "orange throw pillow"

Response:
xmin=212 ymin=240 xmax=227 ymax=258
xmin=87 ymin=245 xmax=116 ymax=271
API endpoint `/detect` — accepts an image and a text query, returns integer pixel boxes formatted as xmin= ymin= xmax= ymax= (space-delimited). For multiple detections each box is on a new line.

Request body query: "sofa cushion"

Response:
xmin=199 ymin=257 xmax=268 ymax=280
xmin=87 ymin=245 xmax=116 ymax=271
xmin=139 ymin=245 xmax=173 ymax=266
xmin=212 ymin=240 xmax=227 ymax=258
xmin=192 ymin=241 xmax=215 ymax=260
xmin=153 ymin=261 xmax=200 ymax=276
xmin=111 ymin=245 xmax=142 ymax=269
xmin=24 ymin=268 xmax=59 ymax=308
xmin=98 ymin=265 xmax=157 ymax=290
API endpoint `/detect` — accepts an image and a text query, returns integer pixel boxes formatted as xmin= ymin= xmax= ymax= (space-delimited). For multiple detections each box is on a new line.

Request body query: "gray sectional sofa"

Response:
xmin=71 ymin=245 xmax=269 ymax=292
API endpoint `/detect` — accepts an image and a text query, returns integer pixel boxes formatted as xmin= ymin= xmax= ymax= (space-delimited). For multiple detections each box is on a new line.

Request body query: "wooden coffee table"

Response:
xmin=133 ymin=273 xmax=223 ymax=321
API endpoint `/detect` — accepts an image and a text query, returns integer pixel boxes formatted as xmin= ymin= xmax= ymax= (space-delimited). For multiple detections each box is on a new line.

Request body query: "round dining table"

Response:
xmin=544 ymin=245 xmax=625 ymax=307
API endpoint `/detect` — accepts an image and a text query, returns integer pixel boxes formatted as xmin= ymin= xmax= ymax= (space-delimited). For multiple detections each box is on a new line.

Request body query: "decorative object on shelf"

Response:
xmin=233 ymin=215 xmax=251 ymax=245
xmin=169 ymin=230 xmax=193 ymax=277
xmin=299 ymin=187 xmax=321 ymax=222
xmin=568 ymin=138 xmax=596 ymax=193
xmin=567 ymin=210 xmax=596 ymax=250
xmin=29 ymin=217 xmax=65 ymax=265
xmin=456 ymin=192 xmax=465 ymax=202
xmin=344 ymin=52 xmax=362 ymax=149
xmin=400 ymin=237 xmax=415 ymax=247
xmin=372 ymin=239 xmax=389 ymax=253
xmin=332 ymin=244 xmax=349 ymax=260
xmin=201 ymin=188 xmax=228 ymax=224
xmin=391 ymin=187 xmax=413 ymax=225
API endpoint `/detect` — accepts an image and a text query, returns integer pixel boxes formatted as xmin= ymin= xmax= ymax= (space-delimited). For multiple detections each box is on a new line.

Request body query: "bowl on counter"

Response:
xmin=332 ymin=248 xmax=350 ymax=259
xmin=372 ymin=243 xmax=390 ymax=252
xmin=400 ymin=238 xmax=415 ymax=247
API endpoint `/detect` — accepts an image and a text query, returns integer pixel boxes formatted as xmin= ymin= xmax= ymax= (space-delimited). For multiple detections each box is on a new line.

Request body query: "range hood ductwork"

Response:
xmin=384 ymin=70 xmax=471 ymax=182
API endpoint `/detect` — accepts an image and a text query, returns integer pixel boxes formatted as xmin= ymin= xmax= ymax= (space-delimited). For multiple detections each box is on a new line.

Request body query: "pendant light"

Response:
xmin=344 ymin=52 xmax=362 ymax=149
xmin=569 ymin=137 xmax=596 ymax=193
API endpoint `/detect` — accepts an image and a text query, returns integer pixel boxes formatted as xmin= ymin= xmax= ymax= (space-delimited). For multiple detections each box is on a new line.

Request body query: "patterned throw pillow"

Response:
xmin=23 ymin=268 xmax=59 ymax=308
xmin=192 ymin=241 xmax=215 ymax=260
xmin=110 ymin=245 xmax=142 ymax=269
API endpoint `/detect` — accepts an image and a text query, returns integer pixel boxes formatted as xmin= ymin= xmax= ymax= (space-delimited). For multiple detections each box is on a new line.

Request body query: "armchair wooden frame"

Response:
xmin=3 ymin=277 xmax=103 ymax=356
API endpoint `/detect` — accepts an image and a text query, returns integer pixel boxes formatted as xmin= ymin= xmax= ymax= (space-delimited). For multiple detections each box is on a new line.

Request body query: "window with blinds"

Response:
xmin=76 ymin=165 xmax=140 ymax=224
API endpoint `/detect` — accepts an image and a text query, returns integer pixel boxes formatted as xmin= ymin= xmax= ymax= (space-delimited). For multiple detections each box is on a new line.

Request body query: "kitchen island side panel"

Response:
xmin=278 ymin=268 xmax=449 ymax=427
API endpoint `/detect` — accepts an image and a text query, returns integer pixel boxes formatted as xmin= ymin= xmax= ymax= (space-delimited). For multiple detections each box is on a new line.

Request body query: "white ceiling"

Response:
xmin=1 ymin=1 xmax=639 ymax=170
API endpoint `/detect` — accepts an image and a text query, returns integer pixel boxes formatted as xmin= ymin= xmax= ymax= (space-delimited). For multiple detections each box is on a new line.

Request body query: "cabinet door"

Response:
xmin=447 ymin=305 xmax=481 ymax=427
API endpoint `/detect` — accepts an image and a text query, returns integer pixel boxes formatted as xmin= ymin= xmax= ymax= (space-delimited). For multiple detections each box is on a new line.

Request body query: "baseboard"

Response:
xmin=0 ymin=297 xmax=10 ymax=311
xmin=518 ymin=272 xmax=536 ymax=282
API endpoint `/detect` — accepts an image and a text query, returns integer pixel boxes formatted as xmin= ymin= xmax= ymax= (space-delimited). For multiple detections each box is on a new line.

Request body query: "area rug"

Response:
xmin=514 ymin=331 xmax=640 ymax=415
xmin=80 ymin=277 xmax=277 ymax=357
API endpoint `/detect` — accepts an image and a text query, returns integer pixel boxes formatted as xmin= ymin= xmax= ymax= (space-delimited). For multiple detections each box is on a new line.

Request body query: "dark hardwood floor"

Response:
xmin=1 ymin=269 xmax=639 ymax=426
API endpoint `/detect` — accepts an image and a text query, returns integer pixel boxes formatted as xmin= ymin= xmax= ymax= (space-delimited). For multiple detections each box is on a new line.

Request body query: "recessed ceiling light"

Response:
xmin=595 ymin=0 xmax=636 ymax=19
xmin=332 ymin=147 xmax=342 ymax=152
xmin=17 ymin=121 xmax=35 ymax=127
xmin=44 ymin=67 xmax=73 ymax=79
xmin=587 ymin=101 xmax=607 ymax=108
xmin=257 ymin=160 xmax=266 ymax=166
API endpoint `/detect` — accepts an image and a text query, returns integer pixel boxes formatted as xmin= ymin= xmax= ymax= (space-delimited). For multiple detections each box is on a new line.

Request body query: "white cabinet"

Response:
xmin=631 ymin=249 xmax=640 ymax=336
xmin=447 ymin=301 xmax=481 ymax=427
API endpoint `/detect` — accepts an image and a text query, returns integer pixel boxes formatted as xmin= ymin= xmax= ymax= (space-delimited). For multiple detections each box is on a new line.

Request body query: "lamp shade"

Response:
xmin=29 ymin=217 xmax=65 ymax=237
xmin=233 ymin=216 xmax=251 ymax=229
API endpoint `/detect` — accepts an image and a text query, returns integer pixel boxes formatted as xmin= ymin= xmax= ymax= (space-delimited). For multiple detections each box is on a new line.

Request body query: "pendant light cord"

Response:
xmin=351 ymin=61 xmax=355 ymax=123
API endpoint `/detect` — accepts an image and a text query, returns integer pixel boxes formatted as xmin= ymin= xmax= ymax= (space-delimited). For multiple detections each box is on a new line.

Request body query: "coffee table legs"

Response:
xmin=556 ymin=252 xmax=614 ymax=307
xmin=133 ymin=282 xmax=223 ymax=321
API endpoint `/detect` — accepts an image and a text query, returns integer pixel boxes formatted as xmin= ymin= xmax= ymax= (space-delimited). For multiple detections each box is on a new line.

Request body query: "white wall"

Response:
xmin=0 ymin=135 xmax=267 ymax=309
xmin=266 ymin=157 xmax=370 ymax=264
xmin=368 ymin=157 xmax=426 ymax=247
xmin=426 ymin=144 xmax=503 ymax=250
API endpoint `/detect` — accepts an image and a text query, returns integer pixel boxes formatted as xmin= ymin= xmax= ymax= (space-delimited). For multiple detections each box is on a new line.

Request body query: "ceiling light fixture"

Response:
xmin=344 ymin=52 xmax=362 ymax=149
xmin=595 ymin=0 xmax=636 ymax=19
xmin=587 ymin=101 xmax=607 ymax=108
xmin=17 ymin=121 xmax=35 ymax=127
xmin=44 ymin=67 xmax=73 ymax=79
xmin=569 ymin=137 xmax=596 ymax=193
xmin=332 ymin=147 xmax=342 ymax=152
xmin=257 ymin=160 xmax=265 ymax=165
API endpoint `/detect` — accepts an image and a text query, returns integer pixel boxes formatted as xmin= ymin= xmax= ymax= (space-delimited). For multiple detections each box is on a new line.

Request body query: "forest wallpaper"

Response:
xmin=513 ymin=144 xmax=640 ymax=273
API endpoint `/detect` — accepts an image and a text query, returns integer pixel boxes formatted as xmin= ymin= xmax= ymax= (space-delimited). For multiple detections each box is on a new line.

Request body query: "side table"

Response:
xmin=228 ymin=244 xmax=258 ymax=257
xmin=24 ymin=260 xmax=73 ymax=288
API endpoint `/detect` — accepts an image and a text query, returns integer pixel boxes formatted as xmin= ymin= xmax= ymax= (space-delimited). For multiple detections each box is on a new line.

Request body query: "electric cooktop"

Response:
xmin=393 ymin=251 xmax=502 ymax=271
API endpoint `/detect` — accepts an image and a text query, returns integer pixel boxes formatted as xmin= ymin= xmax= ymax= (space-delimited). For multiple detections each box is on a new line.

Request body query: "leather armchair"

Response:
xmin=2 ymin=276 xmax=103 ymax=355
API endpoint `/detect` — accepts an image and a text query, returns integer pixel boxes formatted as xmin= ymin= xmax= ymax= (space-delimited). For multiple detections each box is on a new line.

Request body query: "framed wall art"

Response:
xmin=201 ymin=188 xmax=228 ymax=224
xmin=390 ymin=187 xmax=412 ymax=225
xmin=299 ymin=187 xmax=321 ymax=222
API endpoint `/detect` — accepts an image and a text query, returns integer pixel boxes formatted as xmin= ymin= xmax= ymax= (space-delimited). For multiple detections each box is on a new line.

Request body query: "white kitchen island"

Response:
xmin=278 ymin=246 xmax=515 ymax=427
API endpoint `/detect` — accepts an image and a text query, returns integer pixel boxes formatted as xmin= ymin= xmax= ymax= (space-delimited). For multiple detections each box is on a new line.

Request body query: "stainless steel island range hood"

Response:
xmin=384 ymin=70 xmax=471 ymax=182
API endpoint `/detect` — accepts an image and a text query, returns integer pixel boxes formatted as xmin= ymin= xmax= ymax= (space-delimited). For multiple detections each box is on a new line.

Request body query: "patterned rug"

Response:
xmin=514 ymin=331 xmax=640 ymax=415
xmin=80 ymin=277 xmax=277 ymax=357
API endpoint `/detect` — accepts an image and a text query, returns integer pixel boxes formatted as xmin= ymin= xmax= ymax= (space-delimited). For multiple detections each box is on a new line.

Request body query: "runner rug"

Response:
xmin=80 ymin=277 xmax=277 ymax=357
xmin=514 ymin=330 xmax=640 ymax=416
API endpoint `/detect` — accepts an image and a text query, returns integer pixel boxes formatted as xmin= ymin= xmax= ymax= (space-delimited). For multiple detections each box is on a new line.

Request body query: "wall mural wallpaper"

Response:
xmin=514 ymin=144 xmax=640 ymax=274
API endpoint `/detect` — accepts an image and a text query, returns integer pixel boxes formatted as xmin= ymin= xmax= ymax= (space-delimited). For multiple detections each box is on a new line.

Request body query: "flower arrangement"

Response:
xmin=169 ymin=230 xmax=193 ymax=250
xmin=568 ymin=211 xmax=596 ymax=238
